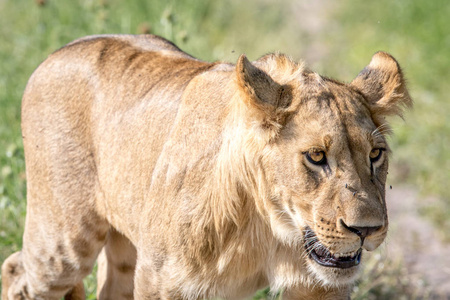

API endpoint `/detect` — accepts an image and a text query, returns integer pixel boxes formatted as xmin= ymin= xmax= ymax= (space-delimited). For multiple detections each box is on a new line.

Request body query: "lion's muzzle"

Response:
xmin=304 ymin=227 xmax=363 ymax=269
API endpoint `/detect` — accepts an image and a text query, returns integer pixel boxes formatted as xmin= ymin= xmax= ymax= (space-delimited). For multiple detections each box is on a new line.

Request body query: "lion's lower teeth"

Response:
xmin=314 ymin=248 xmax=357 ymax=259
xmin=334 ymin=252 xmax=356 ymax=259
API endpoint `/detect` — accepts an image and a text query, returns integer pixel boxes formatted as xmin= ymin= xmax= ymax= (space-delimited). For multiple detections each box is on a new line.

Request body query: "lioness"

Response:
xmin=2 ymin=34 xmax=411 ymax=300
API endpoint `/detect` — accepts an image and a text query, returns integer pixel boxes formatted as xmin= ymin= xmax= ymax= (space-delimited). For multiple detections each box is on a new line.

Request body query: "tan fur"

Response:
xmin=1 ymin=34 xmax=411 ymax=299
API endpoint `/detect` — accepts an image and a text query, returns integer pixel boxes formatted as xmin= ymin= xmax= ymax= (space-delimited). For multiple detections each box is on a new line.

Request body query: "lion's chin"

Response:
xmin=307 ymin=258 xmax=362 ymax=287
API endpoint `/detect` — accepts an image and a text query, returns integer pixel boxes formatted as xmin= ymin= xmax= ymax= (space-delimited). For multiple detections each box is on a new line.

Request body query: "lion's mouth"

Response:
xmin=304 ymin=227 xmax=362 ymax=269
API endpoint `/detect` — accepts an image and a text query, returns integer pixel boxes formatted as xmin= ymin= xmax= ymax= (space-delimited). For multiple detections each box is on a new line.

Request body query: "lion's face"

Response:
xmin=262 ymin=78 xmax=389 ymax=285
xmin=234 ymin=52 xmax=410 ymax=287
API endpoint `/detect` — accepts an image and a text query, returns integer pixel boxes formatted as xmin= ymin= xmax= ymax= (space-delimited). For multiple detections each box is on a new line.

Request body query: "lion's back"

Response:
xmin=20 ymin=35 xmax=218 ymax=235
xmin=22 ymin=34 xmax=216 ymax=156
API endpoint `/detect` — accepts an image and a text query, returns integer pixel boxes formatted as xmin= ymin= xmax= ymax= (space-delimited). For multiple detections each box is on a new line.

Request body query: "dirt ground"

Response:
xmin=385 ymin=186 xmax=450 ymax=298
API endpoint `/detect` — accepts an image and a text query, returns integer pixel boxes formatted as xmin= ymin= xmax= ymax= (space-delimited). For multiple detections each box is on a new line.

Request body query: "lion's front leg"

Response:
xmin=134 ymin=261 xmax=171 ymax=300
xmin=133 ymin=247 xmax=187 ymax=300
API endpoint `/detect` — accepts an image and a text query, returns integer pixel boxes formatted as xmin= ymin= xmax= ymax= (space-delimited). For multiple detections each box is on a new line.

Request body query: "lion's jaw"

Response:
xmin=263 ymin=189 xmax=388 ymax=288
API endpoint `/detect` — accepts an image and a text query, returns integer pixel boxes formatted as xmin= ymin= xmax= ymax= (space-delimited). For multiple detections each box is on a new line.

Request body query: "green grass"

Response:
xmin=1 ymin=0 xmax=448 ymax=298
xmin=351 ymin=250 xmax=432 ymax=300
xmin=0 ymin=0 xmax=295 ymax=298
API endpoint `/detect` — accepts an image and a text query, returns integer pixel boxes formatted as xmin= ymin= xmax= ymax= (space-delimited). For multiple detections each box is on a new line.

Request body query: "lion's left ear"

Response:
xmin=235 ymin=54 xmax=291 ymax=138
xmin=351 ymin=52 xmax=412 ymax=118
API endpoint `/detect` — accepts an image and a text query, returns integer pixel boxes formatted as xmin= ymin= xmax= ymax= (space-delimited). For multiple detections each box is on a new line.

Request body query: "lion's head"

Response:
xmin=222 ymin=51 xmax=411 ymax=287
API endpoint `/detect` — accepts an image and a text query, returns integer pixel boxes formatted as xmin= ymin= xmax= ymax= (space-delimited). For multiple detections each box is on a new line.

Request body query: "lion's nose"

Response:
xmin=348 ymin=226 xmax=381 ymax=239
xmin=340 ymin=220 xmax=382 ymax=240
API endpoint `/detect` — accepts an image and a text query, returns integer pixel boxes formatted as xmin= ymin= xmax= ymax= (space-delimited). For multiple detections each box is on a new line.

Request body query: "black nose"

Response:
xmin=341 ymin=220 xmax=382 ymax=239
xmin=348 ymin=226 xmax=381 ymax=239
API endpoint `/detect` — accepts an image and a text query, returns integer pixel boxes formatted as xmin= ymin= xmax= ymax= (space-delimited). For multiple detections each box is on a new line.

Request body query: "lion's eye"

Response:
xmin=369 ymin=148 xmax=383 ymax=163
xmin=306 ymin=151 xmax=327 ymax=165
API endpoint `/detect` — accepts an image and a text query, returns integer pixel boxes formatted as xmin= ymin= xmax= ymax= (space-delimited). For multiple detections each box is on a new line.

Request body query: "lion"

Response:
xmin=1 ymin=34 xmax=411 ymax=299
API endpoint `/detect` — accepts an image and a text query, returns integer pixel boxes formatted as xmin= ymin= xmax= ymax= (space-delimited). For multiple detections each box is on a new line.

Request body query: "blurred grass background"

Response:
xmin=0 ymin=0 xmax=448 ymax=299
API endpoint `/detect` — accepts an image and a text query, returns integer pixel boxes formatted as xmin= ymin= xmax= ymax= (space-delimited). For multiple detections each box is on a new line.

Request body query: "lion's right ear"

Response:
xmin=351 ymin=52 xmax=412 ymax=119
xmin=235 ymin=55 xmax=291 ymax=134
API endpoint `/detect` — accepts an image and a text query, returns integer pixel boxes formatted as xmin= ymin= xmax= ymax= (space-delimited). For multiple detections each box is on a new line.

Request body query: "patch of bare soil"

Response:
xmin=386 ymin=186 xmax=450 ymax=299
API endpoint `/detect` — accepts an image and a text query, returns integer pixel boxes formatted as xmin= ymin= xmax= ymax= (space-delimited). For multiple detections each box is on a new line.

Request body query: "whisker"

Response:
xmin=372 ymin=123 xmax=393 ymax=138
